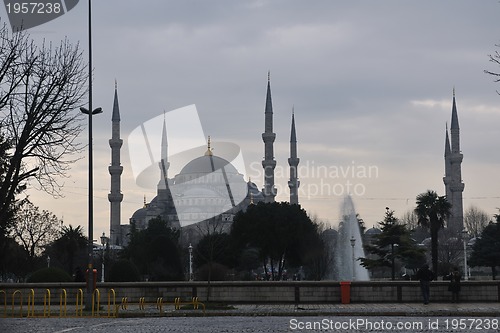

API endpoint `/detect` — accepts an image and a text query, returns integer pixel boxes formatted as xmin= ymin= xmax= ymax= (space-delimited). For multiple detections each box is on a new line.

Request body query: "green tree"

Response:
xmin=107 ymin=259 xmax=141 ymax=282
xmin=0 ymin=237 xmax=30 ymax=280
xmin=414 ymin=190 xmax=452 ymax=275
xmin=231 ymin=202 xmax=322 ymax=280
xmin=360 ymin=208 xmax=426 ymax=280
xmin=49 ymin=225 xmax=87 ymax=275
xmin=122 ymin=216 xmax=183 ymax=281
xmin=195 ymin=233 xmax=234 ymax=276
xmin=469 ymin=214 xmax=500 ymax=279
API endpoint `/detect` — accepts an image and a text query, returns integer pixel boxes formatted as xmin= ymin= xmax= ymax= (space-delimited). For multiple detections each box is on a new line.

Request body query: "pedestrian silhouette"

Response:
xmin=416 ymin=264 xmax=434 ymax=304
xmin=448 ymin=268 xmax=461 ymax=303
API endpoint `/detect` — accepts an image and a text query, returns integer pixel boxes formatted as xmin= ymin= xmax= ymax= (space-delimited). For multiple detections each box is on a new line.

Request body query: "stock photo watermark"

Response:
xmin=3 ymin=0 xmax=79 ymax=32
xmin=127 ymin=105 xmax=248 ymax=228
xmin=127 ymin=105 xmax=379 ymax=227
xmin=249 ymin=160 xmax=379 ymax=199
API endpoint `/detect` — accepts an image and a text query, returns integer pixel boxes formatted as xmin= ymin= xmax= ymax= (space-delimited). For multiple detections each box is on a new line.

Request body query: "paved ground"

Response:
xmin=0 ymin=303 xmax=499 ymax=332
xmin=1 ymin=315 xmax=500 ymax=333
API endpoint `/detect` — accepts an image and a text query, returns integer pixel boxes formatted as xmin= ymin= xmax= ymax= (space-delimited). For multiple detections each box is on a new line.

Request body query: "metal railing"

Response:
xmin=0 ymin=288 xmax=204 ymax=317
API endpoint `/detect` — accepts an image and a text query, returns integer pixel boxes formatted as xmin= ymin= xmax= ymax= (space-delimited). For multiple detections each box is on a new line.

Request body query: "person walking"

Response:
xmin=416 ymin=264 xmax=435 ymax=304
xmin=448 ymin=268 xmax=461 ymax=303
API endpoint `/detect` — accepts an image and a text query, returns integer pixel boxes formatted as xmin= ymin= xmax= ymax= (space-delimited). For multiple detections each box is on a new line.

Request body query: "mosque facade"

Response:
xmin=108 ymin=76 xmax=300 ymax=246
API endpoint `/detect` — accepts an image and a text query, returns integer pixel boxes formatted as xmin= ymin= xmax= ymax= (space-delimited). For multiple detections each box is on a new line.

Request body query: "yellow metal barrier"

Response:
xmin=12 ymin=290 xmax=22 ymax=317
xmin=121 ymin=297 xmax=128 ymax=310
xmin=174 ymin=297 xmax=181 ymax=310
xmin=4 ymin=289 xmax=205 ymax=318
xmin=0 ymin=290 xmax=6 ymax=317
xmin=171 ymin=297 xmax=205 ymax=314
xmin=112 ymin=295 xmax=205 ymax=316
xmin=156 ymin=297 xmax=163 ymax=314
xmin=107 ymin=289 xmax=116 ymax=317
xmin=27 ymin=289 xmax=35 ymax=317
xmin=43 ymin=289 xmax=51 ymax=317
xmin=76 ymin=289 xmax=83 ymax=316
xmin=139 ymin=297 xmax=145 ymax=310
xmin=59 ymin=289 xmax=67 ymax=317
xmin=92 ymin=288 xmax=101 ymax=317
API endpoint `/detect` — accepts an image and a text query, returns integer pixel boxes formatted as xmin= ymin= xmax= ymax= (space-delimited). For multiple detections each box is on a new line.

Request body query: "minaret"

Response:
xmin=261 ymin=72 xmax=277 ymax=203
xmin=443 ymin=123 xmax=452 ymax=200
xmin=444 ymin=88 xmax=465 ymax=233
xmin=158 ymin=114 xmax=170 ymax=190
xmin=157 ymin=116 xmax=178 ymax=226
xmin=288 ymin=108 xmax=300 ymax=205
xmin=108 ymin=81 xmax=123 ymax=246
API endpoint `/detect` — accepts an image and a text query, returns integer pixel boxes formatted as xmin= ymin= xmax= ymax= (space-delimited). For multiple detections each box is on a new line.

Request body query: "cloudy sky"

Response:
xmin=6 ymin=1 xmax=500 ymax=240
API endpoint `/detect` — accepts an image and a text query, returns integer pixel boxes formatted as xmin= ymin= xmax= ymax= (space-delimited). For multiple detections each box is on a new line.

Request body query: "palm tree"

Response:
xmin=52 ymin=225 xmax=87 ymax=275
xmin=414 ymin=190 xmax=451 ymax=275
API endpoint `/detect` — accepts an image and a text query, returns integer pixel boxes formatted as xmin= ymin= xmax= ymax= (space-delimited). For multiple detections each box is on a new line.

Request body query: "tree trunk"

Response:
xmin=431 ymin=226 xmax=439 ymax=276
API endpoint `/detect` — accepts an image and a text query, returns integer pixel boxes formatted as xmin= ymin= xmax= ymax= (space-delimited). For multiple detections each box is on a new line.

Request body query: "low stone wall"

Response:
xmin=1 ymin=280 xmax=499 ymax=305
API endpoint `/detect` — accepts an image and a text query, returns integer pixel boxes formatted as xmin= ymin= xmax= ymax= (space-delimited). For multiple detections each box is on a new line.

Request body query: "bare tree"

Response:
xmin=464 ymin=205 xmax=489 ymax=238
xmin=484 ymin=43 xmax=500 ymax=94
xmin=0 ymin=24 xmax=87 ymax=230
xmin=12 ymin=199 xmax=61 ymax=259
xmin=194 ymin=216 xmax=230 ymax=301
xmin=400 ymin=209 xmax=419 ymax=230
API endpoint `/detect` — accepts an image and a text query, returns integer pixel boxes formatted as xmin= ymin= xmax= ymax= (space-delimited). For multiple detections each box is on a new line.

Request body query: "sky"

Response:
xmin=3 ymin=0 xmax=500 ymax=242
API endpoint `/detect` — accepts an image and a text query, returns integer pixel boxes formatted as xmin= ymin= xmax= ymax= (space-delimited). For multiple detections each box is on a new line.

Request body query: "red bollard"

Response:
xmin=85 ymin=269 xmax=97 ymax=290
xmin=340 ymin=281 xmax=351 ymax=304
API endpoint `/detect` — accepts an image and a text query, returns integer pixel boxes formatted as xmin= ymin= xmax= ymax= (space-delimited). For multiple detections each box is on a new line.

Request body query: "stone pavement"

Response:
xmin=5 ymin=302 xmax=498 ymax=318
xmin=210 ymin=303 xmax=500 ymax=317
xmin=1 ymin=303 xmax=499 ymax=333
xmin=1 ymin=308 xmax=500 ymax=333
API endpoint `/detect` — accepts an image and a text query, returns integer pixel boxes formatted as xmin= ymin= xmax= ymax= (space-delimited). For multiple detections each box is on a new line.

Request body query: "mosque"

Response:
xmin=107 ymin=74 xmax=464 ymax=248
xmin=107 ymin=75 xmax=300 ymax=246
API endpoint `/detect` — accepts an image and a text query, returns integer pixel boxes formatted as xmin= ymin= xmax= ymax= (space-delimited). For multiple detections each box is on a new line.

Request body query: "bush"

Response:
xmin=108 ymin=259 xmax=141 ymax=282
xmin=196 ymin=262 xmax=230 ymax=281
xmin=26 ymin=267 xmax=72 ymax=282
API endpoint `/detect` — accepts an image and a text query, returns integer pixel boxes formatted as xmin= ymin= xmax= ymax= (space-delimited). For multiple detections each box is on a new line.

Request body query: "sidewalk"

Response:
xmin=116 ymin=302 xmax=500 ymax=317
xmin=7 ymin=302 xmax=499 ymax=318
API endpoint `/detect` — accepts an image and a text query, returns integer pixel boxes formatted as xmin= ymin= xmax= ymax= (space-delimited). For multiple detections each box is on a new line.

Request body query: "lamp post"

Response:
xmin=100 ymin=232 xmax=107 ymax=283
xmin=391 ymin=243 xmax=395 ymax=280
xmin=82 ymin=0 xmax=103 ymax=310
xmin=462 ymin=229 xmax=469 ymax=281
xmin=188 ymin=243 xmax=193 ymax=281
xmin=350 ymin=236 xmax=356 ymax=281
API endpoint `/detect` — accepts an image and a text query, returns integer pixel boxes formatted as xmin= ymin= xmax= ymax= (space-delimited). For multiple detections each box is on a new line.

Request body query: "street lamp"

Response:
xmin=188 ymin=243 xmax=193 ymax=281
xmin=350 ymin=236 xmax=356 ymax=281
xmin=100 ymin=232 xmax=107 ymax=283
xmin=82 ymin=0 xmax=103 ymax=311
xmin=462 ymin=229 xmax=469 ymax=281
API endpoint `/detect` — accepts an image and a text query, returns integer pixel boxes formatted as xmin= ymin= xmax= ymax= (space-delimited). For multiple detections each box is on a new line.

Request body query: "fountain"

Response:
xmin=332 ymin=196 xmax=370 ymax=281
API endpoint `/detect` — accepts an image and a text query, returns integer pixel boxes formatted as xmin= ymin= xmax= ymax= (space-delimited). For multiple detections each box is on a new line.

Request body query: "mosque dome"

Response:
xmin=365 ymin=227 xmax=382 ymax=236
xmin=131 ymin=206 xmax=147 ymax=221
xmin=179 ymin=155 xmax=239 ymax=176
